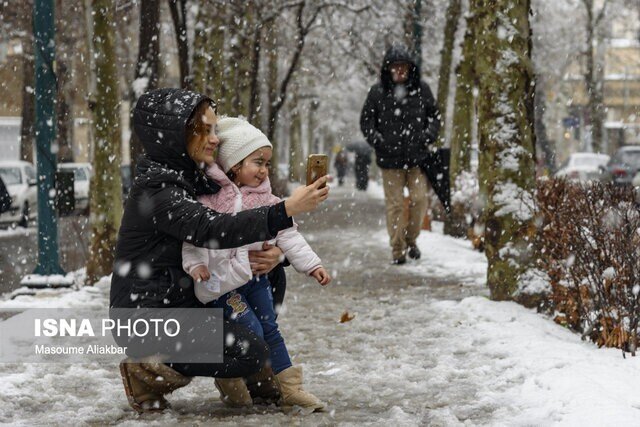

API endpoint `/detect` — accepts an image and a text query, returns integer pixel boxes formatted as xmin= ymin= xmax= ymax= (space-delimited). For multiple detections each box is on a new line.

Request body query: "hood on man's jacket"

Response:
xmin=133 ymin=88 xmax=212 ymax=174
xmin=380 ymin=44 xmax=421 ymax=91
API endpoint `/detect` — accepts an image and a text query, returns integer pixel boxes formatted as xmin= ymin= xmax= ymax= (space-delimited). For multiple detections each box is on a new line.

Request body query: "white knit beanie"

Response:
xmin=216 ymin=117 xmax=273 ymax=172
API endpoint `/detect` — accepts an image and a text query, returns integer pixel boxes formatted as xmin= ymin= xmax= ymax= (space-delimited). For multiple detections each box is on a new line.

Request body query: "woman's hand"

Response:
xmin=248 ymin=243 xmax=284 ymax=275
xmin=284 ymin=176 xmax=330 ymax=217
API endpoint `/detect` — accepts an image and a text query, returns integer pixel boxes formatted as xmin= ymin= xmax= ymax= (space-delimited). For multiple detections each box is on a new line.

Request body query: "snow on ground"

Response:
xmin=0 ymin=226 xmax=34 ymax=238
xmin=400 ymin=222 xmax=487 ymax=287
xmin=0 ymin=187 xmax=638 ymax=426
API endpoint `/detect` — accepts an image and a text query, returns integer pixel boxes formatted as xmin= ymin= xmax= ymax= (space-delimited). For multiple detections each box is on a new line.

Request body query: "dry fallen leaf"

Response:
xmin=340 ymin=311 xmax=355 ymax=323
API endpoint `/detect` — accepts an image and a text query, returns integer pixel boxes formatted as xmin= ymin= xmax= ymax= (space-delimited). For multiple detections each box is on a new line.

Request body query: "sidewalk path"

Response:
xmin=0 ymin=182 xmax=638 ymax=426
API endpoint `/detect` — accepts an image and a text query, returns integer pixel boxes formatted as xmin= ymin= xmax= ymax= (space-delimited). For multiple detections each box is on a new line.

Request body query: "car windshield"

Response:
xmin=573 ymin=156 xmax=607 ymax=167
xmin=60 ymin=166 xmax=88 ymax=181
xmin=0 ymin=168 xmax=22 ymax=185
xmin=617 ymin=151 xmax=640 ymax=166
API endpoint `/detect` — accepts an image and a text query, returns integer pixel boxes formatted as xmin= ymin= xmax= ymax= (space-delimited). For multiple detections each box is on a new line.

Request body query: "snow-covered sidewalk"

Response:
xmin=0 ymin=186 xmax=638 ymax=426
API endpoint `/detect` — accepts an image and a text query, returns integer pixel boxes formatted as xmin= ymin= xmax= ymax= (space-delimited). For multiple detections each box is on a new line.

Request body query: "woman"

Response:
xmin=111 ymin=88 xmax=328 ymax=413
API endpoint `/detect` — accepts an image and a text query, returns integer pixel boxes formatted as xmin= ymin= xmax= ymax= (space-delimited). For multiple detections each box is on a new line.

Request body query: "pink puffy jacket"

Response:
xmin=182 ymin=163 xmax=322 ymax=303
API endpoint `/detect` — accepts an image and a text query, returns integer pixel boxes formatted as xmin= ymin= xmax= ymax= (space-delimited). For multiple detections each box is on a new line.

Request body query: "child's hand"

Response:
xmin=190 ymin=265 xmax=210 ymax=282
xmin=311 ymin=267 xmax=331 ymax=286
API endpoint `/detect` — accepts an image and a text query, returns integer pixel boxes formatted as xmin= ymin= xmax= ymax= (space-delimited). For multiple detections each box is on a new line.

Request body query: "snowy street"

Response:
xmin=0 ymin=184 xmax=638 ymax=426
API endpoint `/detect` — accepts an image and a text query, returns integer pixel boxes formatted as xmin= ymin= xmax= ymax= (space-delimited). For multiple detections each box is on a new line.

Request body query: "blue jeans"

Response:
xmin=209 ymin=276 xmax=292 ymax=374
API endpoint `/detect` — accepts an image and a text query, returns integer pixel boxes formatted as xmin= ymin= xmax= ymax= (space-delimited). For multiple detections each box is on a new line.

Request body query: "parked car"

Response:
xmin=58 ymin=162 xmax=92 ymax=213
xmin=0 ymin=160 xmax=37 ymax=227
xmin=0 ymin=175 xmax=11 ymax=214
xmin=555 ymin=152 xmax=610 ymax=182
xmin=601 ymin=146 xmax=640 ymax=185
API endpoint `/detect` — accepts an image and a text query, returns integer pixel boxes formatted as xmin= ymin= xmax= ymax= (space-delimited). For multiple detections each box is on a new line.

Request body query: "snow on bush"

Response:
xmin=536 ymin=179 xmax=640 ymax=355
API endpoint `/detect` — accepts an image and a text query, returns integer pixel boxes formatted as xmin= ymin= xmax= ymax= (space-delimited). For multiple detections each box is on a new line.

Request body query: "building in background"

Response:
xmin=559 ymin=14 xmax=640 ymax=158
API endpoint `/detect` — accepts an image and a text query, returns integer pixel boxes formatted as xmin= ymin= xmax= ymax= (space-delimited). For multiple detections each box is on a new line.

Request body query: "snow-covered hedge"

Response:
xmin=536 ymin=179 xmax=640 ymax=355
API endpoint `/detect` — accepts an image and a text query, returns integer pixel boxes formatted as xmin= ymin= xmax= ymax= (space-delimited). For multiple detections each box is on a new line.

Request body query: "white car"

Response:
xmin=58 ymin=162 xmax=92 ymax=213
xmin=0 ymin=160 xmax=38 ymax=227
xmin=555 ymin=153 xmax=610 ymax=182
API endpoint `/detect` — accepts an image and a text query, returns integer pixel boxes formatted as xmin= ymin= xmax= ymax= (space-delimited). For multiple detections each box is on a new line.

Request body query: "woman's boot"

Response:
xmin=245 ymin=366 xmax=280 ymax=405
xmin=214 ymin=377 xmax=253 ymax=407
xmin=119 ymin=357 xmax=192 ymax=413
xmin=274 ymin=366 xmax=325 ymax=413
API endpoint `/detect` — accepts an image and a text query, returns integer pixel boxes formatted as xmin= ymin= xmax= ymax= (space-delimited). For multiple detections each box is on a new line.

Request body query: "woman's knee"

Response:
xmin=224 ymin=322 xmax=268 ymax=362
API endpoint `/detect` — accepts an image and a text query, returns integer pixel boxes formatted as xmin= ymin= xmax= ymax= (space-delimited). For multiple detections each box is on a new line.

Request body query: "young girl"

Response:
xmin=182 ymin=117 xmax=330 ymax=413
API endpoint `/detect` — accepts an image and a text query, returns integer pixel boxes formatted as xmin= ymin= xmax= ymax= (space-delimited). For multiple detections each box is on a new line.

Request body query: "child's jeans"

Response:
xmin=209 ymin=275 xmax=292 ymax=374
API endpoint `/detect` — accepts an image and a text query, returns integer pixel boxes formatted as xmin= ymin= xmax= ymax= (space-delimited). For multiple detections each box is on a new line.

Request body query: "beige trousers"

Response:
xmin=381 ymin=167 xmax=428 ymax=259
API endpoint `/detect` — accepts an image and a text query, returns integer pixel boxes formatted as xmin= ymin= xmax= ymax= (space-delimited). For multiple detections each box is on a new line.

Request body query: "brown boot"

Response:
xmin=214 ymin=377 xmax=253 ymax=408
xmin=120 ymin=362 xmax=168 ymax=413
xmin=137 ymin=357 xmax=192 ymax=394
xmin=119 ymin=357 xmax=191 ymax=413
xmin=274 ymin=366 xmax=325 ymax=414
xmin=245 ymin=366 xmax=280 ymax=405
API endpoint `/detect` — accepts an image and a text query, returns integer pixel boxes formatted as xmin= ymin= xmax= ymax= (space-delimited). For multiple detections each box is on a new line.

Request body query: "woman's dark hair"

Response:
xmin=186 ymin=98 xmax=217 ymax=139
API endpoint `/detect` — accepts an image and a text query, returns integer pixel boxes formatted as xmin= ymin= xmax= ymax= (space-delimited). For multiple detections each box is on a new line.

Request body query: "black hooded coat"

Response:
xmin=110 ymin=88 xmax=292 ymax=309
xmin=360 ymin=45 xmax=440 ymax=170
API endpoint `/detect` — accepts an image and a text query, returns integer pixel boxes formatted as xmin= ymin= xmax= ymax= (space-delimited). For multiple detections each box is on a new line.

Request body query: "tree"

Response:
xmin=473 ymin=0 xmax=537 ymax=300
xmin=288 ymin=86 xmax=304 ymax=182
xmin=55 ymin=0 xmax=79 ymax=163
xmin=86 ymin=0 xmax=123 ymax=284
xmin=0 ymin=1 xmax=36 ymax=162
xmin=581 ymin=0 xmax=610 ymax=153
xmin=192 ymin=0 xmax=224 ymax=97
xmin=130 ymin=0 xmax=160 ymax=174
xmin=534 ymin=75 xmax=555 ymax=173
xmin=168 ymin=0 xmax=191 ymax=89
xmin=21 ymin=28 xmax=36 ymax=163
xmin=436 ymin=0 xmax=462 ymax=147
xmin=445 ymin=7 xmax=476 ymax=237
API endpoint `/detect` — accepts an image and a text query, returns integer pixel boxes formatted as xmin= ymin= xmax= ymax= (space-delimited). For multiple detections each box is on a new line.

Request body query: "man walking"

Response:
xmin=360 ymin=44 xmax=440 ymax=264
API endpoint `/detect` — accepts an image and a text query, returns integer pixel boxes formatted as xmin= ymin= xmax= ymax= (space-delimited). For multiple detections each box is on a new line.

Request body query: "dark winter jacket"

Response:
xmin=360 ymin=45 xmax=440 ymax=169
xmin=110 ymin=88 xmax=292 ymax=309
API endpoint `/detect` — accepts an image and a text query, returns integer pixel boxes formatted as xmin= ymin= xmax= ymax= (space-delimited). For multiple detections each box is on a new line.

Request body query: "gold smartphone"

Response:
xmin=306 ymin=154 xmax=328 ymax=188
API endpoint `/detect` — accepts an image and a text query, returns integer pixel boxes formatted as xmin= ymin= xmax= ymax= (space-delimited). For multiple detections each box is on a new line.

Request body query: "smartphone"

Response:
xmin=306 ymin=154 xmax=328 ymax=188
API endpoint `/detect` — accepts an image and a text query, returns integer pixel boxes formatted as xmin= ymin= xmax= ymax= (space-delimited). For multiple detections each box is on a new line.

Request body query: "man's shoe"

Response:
xmin=392 ymin=255 xmax=406 ymax=265
xmin=408 ymin=246 xmax=421 ymax=260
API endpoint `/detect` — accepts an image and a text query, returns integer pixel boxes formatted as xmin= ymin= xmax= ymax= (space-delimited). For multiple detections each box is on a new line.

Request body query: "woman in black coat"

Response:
xmin=112 ymin=88 xmax=328 ymax=412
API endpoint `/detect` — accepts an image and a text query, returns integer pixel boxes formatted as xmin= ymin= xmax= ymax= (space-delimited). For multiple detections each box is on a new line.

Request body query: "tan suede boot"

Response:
xmin=245 ymin=366 xmax=281 ymax=405
xmin=214 ymin=377 xmax=253 ymax=407
xmin=274 ymin=366 xmax=325 ymax=414
xmin=120 ymin=362 xmax=168 ymax=413
xmin=119 ymin=357 xmax=191 ymax=413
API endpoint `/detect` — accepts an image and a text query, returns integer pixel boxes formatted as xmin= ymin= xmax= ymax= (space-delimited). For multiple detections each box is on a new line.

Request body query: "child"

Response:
xmin=182 ymin=117 xmax=330 ymax=413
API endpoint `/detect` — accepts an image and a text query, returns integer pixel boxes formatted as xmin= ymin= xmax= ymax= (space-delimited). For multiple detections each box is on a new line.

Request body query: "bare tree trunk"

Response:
xmin=55 ymin=0 xmax=75 ymax=163
xmin=535 ymin=75 xmax=555 ymax=173
xmin=247 ymin=25 xmax=262 ymax=125
xmin=288 ymin=88 xmax=303 ymax=182
xmin=20 ymin=35 xmax=35 ymax=163
xmin=86 ymin=0 xmax=123 ymax=284
xmin=445 ymin=8 xmax=475 ymax=237
xmin=411 ymin=0 xmax=422 ymax=69
xmin=473 ymin=0 xmax=537 ymax=301
xmin=55 ymin=59 xmax=74 ymax=162
xmin=192 ymin=0 xmax=222 ymax=97
xmin=130 ymin=0 xmax=160 ymax=174
xmin=436 ymin=0 xmax=462 ymax=147
xmin=264 ymin=18 xmax=282 ymax=187
xmin=266 ymin=3 xmax=308 ymax=141
xmin=168 ymin=0 xmax=191 ymax=89
xmin=582 ymin=0 xmax=608 ymax=153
